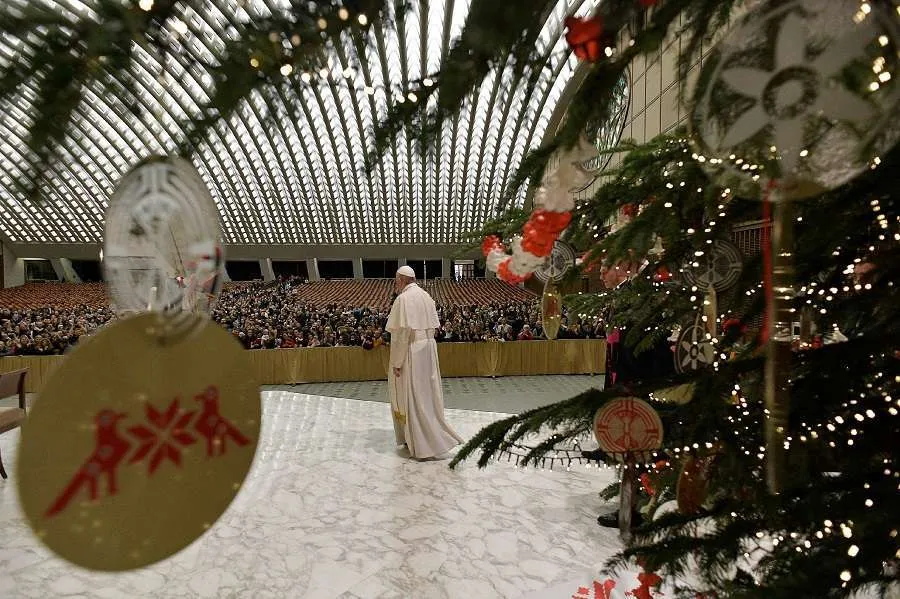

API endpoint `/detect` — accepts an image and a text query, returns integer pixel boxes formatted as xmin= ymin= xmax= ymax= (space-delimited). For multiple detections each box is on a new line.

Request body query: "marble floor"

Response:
xmin=283 ymin=374 xmax=603 ymax=413
xmin=0 ymin=387 xmax=621 ymax=599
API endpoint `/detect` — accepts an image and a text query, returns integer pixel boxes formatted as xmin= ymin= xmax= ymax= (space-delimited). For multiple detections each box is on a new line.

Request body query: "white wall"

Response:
xmin=2 ymin=243 xmax=25 ymax=288
xmin=578 ymin=13 xmax=713 ymax=198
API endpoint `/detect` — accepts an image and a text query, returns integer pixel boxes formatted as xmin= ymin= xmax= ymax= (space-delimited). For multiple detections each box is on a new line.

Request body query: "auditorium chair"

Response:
xmin=0 ymin=368 xmax=27 ymax=479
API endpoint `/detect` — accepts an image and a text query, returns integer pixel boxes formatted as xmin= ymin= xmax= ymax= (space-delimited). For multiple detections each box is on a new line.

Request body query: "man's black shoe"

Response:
xmin=596 ymin=509 xmax=644 ymax=528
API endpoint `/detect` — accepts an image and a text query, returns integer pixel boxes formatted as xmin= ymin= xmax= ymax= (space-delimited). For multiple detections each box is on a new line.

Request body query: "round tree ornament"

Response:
xmin=680 ymin=239 xmax=742 ymax=292
xmin=104 ymin=157 xmax=224 ymax=338
xmin=592 ymin=397 xmax=664 ymax=461
xmin=17 ymin=314 xmax=260 ymax=571
xmin=690 ymin=0 xmax=900 ymax=199
xmin=534 ymin=240 xmax=576 ymax=283
xmin=674 ymin=320 xmax=716 ymax=373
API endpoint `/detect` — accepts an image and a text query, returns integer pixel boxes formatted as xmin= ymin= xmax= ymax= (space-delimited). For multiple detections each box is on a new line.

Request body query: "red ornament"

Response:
xmin=638 ymin=0 xmax=658 ymax=7
xmin=621 ymin=203 xmax=639 ymax=218
xmin=522 ymin=234 xmax=555 ymax=257
xmin=529 ymin=209 xmax=572 ymax=235
xmin=481 ymin=235 xmax=503 ymax=257
xmin=652 ymin=265 xmax=671 ymax=282
xmin=564 ymin=16 xmax=604 ymax=62
xmin=630 ymin=569 xmax=664 ymax=599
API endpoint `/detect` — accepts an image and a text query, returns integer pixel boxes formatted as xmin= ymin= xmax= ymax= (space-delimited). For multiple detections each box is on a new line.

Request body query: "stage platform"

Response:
xmin=0 ymin=384 xmax=621 ymax=599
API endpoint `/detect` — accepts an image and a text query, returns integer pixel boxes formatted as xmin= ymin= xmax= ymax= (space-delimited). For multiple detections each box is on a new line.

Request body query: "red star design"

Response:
xmin=128 ymin=399 xmax=196 ymax=474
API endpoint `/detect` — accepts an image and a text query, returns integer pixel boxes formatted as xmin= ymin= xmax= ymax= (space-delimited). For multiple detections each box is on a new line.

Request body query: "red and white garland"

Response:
xmin=483 ymin=140 xmax=594 ymax=284
xmin=485 ymin=0 xmax=662 ymax=285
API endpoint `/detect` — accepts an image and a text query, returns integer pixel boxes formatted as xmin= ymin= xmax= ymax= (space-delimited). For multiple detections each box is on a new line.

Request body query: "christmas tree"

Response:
xmin=374 ymin=1 xmax=900 ymax=597
xmin=2 ymin=0 xmax=898 ymax=597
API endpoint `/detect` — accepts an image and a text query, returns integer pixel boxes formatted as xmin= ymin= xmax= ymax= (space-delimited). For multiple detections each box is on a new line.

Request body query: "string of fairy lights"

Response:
xmin=484 ymin=131 xmax=899 ymax=587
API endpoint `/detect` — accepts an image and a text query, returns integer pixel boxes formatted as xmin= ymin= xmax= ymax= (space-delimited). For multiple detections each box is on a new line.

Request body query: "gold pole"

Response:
xmin=765 ymin=195 xmax=794 ymax=494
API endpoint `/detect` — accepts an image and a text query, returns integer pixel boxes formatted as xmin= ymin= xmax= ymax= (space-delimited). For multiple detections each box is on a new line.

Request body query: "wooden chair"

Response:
xmin=0 ymin=368 xmax=27 ymax=479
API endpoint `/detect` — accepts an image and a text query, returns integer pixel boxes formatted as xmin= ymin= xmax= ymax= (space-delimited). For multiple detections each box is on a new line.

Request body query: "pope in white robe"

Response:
xmin=386 ymin=266 xmax=463 ymax=459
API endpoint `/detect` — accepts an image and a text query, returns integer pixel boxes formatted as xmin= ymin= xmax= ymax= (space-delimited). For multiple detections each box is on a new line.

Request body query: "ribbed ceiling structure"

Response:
xmin=0 ymin=0 xmax=603 ymax=249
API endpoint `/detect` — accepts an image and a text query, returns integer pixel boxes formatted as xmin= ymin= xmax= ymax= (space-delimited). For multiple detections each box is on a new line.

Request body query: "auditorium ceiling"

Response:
xmin=0 ymin=0 xmax=605 ymax=257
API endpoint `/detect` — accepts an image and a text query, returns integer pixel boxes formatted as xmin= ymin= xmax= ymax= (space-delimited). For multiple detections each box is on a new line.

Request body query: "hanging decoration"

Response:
xmin=16 ymin=314 xmax=260 ymax=571
xmin=676 ymin=453 xmax=717 ymax=514
xmin=104 ymin=156 xmax=224 ymax=341
xmin=680 ymin=239 xmax=742 ymax=293
xmin=564 ymin=16 xmax=605 ymax=63
xmin=674 ymin=316 xmax=716 ymax=374
xmin=593 ymin=397 xmax=663 ymax=540
xmin=690 ymin=0 xmax=900 ymax=493
xmin=592 ymin=398 xmax=664 ymax=462
xmin=533 ymin=240 xmax=576 ymax=283
xmin=482 ymin=138 xmax=594 ymax=283
xmin=541 ymin=278 xmax=563 ymax=341
xmin=652 ymin=265 xmax=671 ymax=283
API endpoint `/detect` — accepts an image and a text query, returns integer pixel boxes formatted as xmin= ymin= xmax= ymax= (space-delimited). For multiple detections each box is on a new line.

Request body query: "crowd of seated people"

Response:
xmin=0 ymin=283 xmax=114 ymax=356
xmin=0 ymin=278 xmax=602 ymax=355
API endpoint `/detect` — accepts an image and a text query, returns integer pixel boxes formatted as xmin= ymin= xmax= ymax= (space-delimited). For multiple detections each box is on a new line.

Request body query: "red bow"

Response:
xmin=564 ymin=16 xmax=604 ymax=62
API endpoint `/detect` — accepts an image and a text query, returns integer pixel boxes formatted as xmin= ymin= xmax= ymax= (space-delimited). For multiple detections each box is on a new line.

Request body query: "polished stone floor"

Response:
xmin=283 ymin=374 xmax=603 ymax=413
xmin=0 ymin=386 xmax=620 ymax=599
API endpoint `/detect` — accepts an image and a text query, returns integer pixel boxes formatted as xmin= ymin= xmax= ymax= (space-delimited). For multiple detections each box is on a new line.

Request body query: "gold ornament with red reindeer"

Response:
xmin=690 ymin=0 xmax=900 ymax=492
xmin=17 ymin=313 xmax=260 ymax=571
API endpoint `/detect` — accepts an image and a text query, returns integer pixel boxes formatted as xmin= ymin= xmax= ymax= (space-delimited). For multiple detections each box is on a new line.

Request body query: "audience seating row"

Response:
xmin=0 ymin=278 xmax=535 ymax=312
xmin=291 ymin=278 xmax=535 ymax=309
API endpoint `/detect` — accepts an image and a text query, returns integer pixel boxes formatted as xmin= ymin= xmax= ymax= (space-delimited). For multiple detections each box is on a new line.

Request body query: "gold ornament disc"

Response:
xmin=17 ymin=313 xmax=260 ymax=571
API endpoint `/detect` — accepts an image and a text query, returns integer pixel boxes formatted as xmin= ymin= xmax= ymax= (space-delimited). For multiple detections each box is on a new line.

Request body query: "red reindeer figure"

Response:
xmin=193 ymin=386 xmax=250 ymax=457
xmin=45 ymin=410 xmax=131 ymax=518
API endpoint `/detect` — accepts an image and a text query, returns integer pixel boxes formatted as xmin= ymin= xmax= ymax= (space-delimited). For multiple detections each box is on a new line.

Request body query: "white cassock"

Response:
xmin=386 ymin=282 xmax=463 ymax=458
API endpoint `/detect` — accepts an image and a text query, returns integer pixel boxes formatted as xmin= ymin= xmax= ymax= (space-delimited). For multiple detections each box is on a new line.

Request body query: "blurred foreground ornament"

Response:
xmin=541 ymin=279 xmax=562 ymax=341
xmin=104 ymin=156 xmax=225 ymax=343
xmin=17 ymin=314 xmax=260 ymax=571
xmin=676 ymin=452 xmax=717 ymax=514
xmin=690 ymin=0 xmax=900 ymax=493
xmin=592 ymin=397 xmax=664 ymax=462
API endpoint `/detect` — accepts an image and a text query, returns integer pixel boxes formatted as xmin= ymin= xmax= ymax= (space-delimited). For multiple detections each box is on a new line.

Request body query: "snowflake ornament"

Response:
xmin=691 ymin=0 xmax=900 ymax=200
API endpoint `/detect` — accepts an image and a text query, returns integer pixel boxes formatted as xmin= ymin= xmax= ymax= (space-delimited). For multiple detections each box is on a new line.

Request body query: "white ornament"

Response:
xmin=509 ymin=240 xmax=543 ymax=277
xmin=104 ymin=157 xmax=224 ymax=334
xmin=486 ymin=247 xmax=507 ymax=273
xmin=534 ymin=241 xmax=577 ymax=283
xmin=675 ymin=321 xmax=716 ymax=373
xmin=691 ymin=0 xmax=900 ymax=199
xmin=681 ymin=239 xmax=743 ymax=292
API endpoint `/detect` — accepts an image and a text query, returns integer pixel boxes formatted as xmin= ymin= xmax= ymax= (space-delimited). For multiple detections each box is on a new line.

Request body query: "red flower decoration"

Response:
xmin=621 ymin=203 xmax=639 ymax=218
xmin=630 ymin=570 xmax=664 ymax=599
xmin=128 ymin=399 xmax=197 ymax=474
xmin=481 ymin=235 xmax=503 ymax=257
xmin=564 ymin=16 xmax=604 ymax=62
xmin=522 ymin=232 xmax=556 ymax=257
xmin=497 ymin=259 xmax=528 ymax=284
xmin=652 ymin=265 xmax=671 ymax=282
xmin=528 ymin=209 xmax=572 ymax=235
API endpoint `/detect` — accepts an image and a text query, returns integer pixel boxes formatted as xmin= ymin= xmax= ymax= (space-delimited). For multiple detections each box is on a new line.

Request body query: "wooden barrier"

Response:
xmin=0 ymin=339 xmax=606 ymax=392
